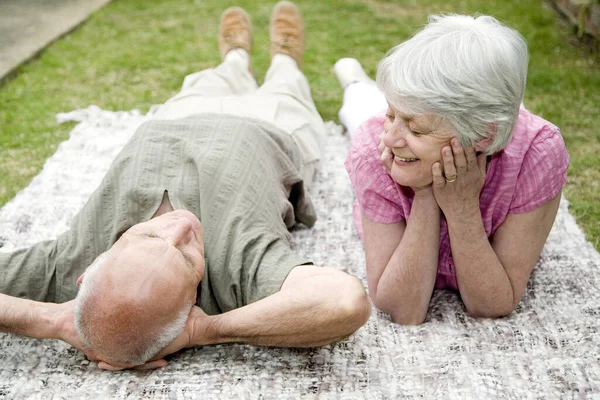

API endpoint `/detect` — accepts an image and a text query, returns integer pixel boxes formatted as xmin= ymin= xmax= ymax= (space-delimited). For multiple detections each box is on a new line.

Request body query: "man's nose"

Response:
xmin=165 ymin=218 xmax=194 ymax=246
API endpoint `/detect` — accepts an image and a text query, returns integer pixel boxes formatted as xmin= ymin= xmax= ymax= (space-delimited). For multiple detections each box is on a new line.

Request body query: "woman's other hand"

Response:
xmin=432 ymin=138 xmax=487 ymax=219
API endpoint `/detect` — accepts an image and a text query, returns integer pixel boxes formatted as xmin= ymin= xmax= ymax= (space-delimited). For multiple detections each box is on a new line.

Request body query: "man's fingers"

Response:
xmin=134 ymin=359 xmax=169 ymax=370
xmin=97 ymin=359 xmax=168 ymax=371
xmin=98 ymin=362 xmax=125 ymax=372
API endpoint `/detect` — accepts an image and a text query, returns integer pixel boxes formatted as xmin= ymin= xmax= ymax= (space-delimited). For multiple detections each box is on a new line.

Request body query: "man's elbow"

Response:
xmin=337 ymin=278 xmax=371 ymax=333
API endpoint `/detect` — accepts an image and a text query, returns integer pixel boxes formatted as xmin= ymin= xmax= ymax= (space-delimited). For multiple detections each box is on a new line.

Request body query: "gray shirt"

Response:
xmin=0 ymin=114 xmax=317 ymax=314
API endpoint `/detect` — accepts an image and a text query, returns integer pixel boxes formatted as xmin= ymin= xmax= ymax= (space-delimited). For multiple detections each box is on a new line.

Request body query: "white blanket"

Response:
xmin=1 ymin=106 xmax=599 ymax=399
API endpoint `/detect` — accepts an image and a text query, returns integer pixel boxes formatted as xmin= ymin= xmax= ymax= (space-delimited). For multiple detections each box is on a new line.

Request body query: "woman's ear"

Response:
xmin=475 ymin=123 xmax=497 ymax=152
xmin=152 ymin=190 xmax=174 ymax=218
xmin=475 ymin=137 xmax=493 ymax=152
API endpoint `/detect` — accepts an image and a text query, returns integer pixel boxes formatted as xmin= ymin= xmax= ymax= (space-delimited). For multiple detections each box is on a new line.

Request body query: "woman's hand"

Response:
xmin=432 ymin=138 xmax=487 ymax=219
xmin=378 ymin=131 xmax=394 ymax=173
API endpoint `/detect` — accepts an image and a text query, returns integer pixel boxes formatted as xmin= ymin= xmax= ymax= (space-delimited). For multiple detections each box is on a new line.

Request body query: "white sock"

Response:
xmin=271 ymin=53 xmax=298 ymax=69
xmin=339 ymin=82 xmax=388 ymax=137
xmin=224 ymin=48 xmax=250 ymax=68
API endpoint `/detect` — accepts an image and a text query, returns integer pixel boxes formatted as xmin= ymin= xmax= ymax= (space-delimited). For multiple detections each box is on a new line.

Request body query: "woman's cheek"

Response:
xmin=383 ymin=119 xmax=391 ymax=133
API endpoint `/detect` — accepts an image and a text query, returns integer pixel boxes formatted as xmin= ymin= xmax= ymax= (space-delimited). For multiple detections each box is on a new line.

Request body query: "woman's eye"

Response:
xmin=386 ymin=114 xmax=395 ymax=121
xmin=408 ymin=125 xmax=422 ymax=136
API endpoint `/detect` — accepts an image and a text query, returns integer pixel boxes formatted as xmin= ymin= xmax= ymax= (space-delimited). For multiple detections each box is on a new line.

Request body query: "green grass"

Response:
xmin=1 ymin=0 xmax=599 ymax=249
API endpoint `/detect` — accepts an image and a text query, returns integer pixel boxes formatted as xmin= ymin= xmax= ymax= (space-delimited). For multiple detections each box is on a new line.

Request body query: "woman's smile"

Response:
xmin=393 ymin=155 xmax=419 ymax=165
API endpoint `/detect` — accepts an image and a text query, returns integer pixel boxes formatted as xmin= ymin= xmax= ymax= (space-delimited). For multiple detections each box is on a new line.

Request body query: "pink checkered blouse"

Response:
xmin=345 ymin=107 xmax=570 ymax=290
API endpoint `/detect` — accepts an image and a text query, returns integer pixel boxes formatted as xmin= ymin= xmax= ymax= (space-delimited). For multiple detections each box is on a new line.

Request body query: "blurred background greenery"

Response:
xmin=0 ymin=0 xmax=598 ymax=249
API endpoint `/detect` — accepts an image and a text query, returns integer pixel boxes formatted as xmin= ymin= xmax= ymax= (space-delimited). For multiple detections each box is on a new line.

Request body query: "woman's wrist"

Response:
xmin=413 ymin=186 xmax=438 ymax=207
xmin=445 ymin=200 xmax=481 ymax=222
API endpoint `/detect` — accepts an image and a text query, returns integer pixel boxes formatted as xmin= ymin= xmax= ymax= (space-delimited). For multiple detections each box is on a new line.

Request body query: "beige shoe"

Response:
xmin=218 ymin=7 xmax=252 ymax=61
xmin=270 ymin=1 xmax=304 ymax=67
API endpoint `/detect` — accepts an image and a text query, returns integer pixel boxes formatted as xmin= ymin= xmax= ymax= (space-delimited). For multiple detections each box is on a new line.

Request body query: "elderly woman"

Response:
xmin=339 ymin=14 xmax=569 ymax=325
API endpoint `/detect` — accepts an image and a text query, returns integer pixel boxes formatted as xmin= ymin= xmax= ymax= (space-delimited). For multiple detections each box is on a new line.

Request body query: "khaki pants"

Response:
xmin=151 ymin=50 xmax=325 ymax=188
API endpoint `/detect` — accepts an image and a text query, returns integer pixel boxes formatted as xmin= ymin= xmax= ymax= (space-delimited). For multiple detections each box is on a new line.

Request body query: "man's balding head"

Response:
xmin=74 ymin=210 xmax=205 ymax=366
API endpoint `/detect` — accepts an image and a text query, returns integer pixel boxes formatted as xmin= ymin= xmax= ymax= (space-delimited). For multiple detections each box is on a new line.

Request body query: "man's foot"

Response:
xmin=270 ymin=1 xmax=304 ymax=67
xmin=218 ymin=7 xmax=252 ymax=62
xmin=334 ymin=58 xmax=376 ymax=89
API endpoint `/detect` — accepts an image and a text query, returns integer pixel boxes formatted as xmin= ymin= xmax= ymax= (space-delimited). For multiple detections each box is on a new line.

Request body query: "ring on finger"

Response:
xmin=445 ymin=176 xmax=457 ymax=183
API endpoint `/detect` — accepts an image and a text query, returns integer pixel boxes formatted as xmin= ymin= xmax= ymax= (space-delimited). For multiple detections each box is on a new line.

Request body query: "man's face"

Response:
xmin=79 ymin=209 xmax=205 ymax=324
xmin=104 ymin=209 xmax=205 ymax=299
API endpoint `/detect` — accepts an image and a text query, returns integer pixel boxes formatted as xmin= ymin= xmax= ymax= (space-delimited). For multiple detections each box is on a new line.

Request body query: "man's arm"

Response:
xmin=99 ymin=266 xmax=371 ymax=371
xmin=0 ymin=293 xmax=56 ymax=338
xmin=0 ymin=294 xmax=100 ymax=361
xmin=203 ymin=265 xmax=370 ymax=347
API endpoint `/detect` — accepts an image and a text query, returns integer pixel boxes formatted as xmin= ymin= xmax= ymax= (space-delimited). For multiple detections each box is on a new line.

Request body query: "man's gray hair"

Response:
xmin=74 ymin=252 xmax=192 ymax=366
xmin=376 ymin=14 xmax=528 ymax=154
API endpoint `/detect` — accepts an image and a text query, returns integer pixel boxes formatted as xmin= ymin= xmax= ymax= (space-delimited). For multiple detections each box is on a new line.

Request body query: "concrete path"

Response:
xmin=0 ymin=0 xmax=111 ymax=82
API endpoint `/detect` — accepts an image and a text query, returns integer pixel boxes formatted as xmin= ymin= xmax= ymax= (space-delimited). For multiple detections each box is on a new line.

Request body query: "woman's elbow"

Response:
xmin=390 ymin=312 xmax=426 ymax=326
xmin=372 ymin=296 xmax=427 ymax=326
xmin=465 ymin=302 xmax=516 ymax=319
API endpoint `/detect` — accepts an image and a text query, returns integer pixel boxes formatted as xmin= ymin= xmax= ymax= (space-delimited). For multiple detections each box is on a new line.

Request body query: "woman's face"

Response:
xmin=382 ymin=104 xmax=456 ymax=189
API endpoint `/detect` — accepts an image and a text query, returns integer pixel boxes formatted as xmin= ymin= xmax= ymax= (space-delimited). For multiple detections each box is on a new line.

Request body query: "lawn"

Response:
xmin=1 ymin=0 xmax=598 ymax=249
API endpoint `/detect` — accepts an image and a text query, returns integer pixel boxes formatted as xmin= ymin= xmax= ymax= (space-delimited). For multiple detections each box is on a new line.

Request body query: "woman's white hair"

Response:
xmin=377 ymin=14 xmax=528 ymax=154
xmin=74 ymin=252 xmax=192 ymax=366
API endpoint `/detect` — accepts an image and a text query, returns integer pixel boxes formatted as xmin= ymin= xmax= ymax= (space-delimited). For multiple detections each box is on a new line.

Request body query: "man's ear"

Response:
xmin=475 ymin=123 xmax=496 ymax=152
xmin=152 ymin=190 xmax=174 ymax=218
xmin=77 ymin=272 xmax=85 ymax=286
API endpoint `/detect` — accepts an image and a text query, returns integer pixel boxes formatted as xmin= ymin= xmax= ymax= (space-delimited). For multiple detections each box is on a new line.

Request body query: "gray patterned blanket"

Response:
xmin=0 ymin=107 xmax=599 ymax=399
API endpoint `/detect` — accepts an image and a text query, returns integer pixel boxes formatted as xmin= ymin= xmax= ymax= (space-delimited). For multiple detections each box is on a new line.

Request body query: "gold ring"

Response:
xmin=445 ymin=176 xmax=457 ymax=183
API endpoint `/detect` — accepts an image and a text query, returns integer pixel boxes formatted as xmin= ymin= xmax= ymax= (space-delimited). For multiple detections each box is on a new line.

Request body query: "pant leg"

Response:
xmin=251 ymin=54 xmax=325 ymax=189
xmin=339 ymin=82 xmax=388 ymax=138
xmin=151 ymin=49 xmax=259 ymax=120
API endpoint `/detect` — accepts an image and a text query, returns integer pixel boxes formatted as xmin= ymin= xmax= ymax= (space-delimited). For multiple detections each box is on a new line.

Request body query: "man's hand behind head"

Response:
xmin=53 ymin=300 xmax=100 ymax=362
xmin=97 ymin=306 xmax=213 ymax=371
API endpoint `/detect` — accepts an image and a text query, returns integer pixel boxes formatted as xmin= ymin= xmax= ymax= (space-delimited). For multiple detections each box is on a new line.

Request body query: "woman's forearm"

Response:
xmin=374 ymin=191 xmax=440 ymax=325
xmin=446 ymin=212 xmax=514 ymax=317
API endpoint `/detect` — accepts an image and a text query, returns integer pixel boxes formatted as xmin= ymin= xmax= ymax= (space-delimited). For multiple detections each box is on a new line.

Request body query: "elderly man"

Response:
xmin=0 ymin=2 xmax=370 ymax=370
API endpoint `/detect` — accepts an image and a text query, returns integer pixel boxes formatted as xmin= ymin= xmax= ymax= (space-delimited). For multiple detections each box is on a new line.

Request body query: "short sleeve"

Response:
xmin=510 ymin=126 xmax=570 ymax=214
xmin=244 ymin=237 xmax=310 ymax=307
xmin=344 ymin=116 xmax=405 ymax=224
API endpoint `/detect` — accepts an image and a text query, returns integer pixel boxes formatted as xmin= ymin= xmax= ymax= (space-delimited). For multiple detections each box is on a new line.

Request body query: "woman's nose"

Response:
xmin=383 ymin=122 xmax=407 ymax=148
